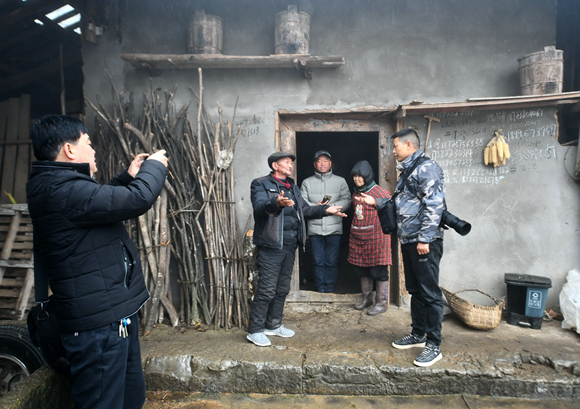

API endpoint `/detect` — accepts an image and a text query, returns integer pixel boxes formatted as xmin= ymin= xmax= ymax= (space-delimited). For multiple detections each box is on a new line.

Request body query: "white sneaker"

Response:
xmin=264 ymin=325 xmax=295 ymax=338
xmin=246 ymin=332 xmax=271 ymax=347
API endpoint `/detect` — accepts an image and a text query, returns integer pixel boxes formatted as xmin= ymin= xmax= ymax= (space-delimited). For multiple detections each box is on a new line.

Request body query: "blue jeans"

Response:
xmin=61 ymin=313 xmax=145 ymax=409
xmin=310 ymin=234 xmax=341 ymax=292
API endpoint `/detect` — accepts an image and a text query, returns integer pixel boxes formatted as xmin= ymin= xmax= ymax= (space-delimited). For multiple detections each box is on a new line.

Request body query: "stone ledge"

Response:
xmin=0 ymin=366 xmax=72 ymax=409
xmin=142 ymin=351 xmax=580 ymax=399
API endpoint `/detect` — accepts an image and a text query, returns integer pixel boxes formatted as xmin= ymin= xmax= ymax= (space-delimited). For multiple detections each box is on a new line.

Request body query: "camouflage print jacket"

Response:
xmin=377 ymin=149 xmax=445 ymax=244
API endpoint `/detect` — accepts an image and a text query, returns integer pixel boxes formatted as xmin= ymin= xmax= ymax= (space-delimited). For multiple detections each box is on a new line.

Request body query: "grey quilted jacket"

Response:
xmin=300 ymin=169 xmax=351 ymax=236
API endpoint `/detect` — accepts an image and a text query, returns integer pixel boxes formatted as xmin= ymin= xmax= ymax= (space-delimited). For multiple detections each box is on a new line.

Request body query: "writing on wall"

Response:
xmin=234 ymin=116 xmax=265 ymax=138
xmin=414 ymin=107 xmax=559 ymax=186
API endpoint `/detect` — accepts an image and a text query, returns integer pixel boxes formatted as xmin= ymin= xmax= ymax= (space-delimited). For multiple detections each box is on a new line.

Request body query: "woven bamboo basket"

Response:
xmin=441 ymin=287 xmax=504 ymax=330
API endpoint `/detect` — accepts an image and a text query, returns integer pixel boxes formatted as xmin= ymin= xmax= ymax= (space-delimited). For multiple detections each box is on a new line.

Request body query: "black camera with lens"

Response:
xmin=440 ymin=210 xmax=471 ymax=236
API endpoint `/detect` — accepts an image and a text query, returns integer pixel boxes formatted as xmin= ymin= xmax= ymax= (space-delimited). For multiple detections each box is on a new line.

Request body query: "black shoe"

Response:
xmin=392 ymin=334 xmax=426 ymax=349
xmin=413 ymin=342 xmax=442 ymax=367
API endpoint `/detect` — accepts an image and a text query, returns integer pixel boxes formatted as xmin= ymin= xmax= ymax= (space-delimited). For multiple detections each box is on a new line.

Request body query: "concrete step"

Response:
xmin=140 ymin=306 xmax=580 ymax=399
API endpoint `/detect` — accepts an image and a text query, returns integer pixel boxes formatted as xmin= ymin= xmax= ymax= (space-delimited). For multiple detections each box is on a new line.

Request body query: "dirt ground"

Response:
xmin=141 ymin=304 xmax=580 ymax=362
xmin=143 ymin=391 xmax=578 ymax=409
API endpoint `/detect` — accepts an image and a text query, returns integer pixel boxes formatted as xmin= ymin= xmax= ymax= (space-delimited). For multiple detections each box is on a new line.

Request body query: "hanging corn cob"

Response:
xmin=483 ymin=129 xmax=511 ymax=167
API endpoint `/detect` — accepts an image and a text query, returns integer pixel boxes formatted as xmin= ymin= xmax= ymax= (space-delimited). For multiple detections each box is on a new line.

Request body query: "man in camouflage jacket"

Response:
xmin=356 ymin=128 xmax=445 ymax=367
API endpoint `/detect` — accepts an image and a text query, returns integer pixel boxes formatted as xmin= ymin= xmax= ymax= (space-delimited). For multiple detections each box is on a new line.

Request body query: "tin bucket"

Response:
xmin=188 ymin=10 xmax=223 ymax=54
xmin=518 ymin=46 xmax=563 ymax=95
xmin=275 ymin=5 xmax=310 ymax=55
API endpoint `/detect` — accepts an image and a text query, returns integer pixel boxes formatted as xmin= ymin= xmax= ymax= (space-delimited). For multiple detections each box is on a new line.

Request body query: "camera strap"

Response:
xmin=394 ymin=155 xmax=429 ymax=199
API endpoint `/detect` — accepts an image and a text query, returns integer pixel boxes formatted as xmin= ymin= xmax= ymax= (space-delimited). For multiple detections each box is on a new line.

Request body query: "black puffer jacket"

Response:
xmin=251 ymin=173 xmax=329 ymax=250
xmin=26 ymin=160 xmax=168 ymax=333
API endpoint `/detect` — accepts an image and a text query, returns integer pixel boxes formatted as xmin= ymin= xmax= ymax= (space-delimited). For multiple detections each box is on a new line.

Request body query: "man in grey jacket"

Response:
xmin=301 ymin=150 xmax=351 ymax=293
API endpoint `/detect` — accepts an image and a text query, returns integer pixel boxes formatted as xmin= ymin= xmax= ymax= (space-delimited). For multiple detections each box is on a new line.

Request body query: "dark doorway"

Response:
xmin=296 ymin=131 xmax=379 ymax=294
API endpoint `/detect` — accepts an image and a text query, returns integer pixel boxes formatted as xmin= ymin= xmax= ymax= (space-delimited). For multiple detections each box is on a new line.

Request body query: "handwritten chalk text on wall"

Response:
xmin=415 ymin=107 xmax=558 ymax=186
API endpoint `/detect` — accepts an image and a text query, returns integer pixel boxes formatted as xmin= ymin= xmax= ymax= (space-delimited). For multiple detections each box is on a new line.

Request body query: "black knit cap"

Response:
xmin=268 ymin=151 xmax=296 ymax=169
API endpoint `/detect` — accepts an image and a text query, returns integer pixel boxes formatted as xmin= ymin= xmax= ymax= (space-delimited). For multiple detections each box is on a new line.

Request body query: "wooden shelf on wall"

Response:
xmin=119 ymin=53 xmax=345 ymax=79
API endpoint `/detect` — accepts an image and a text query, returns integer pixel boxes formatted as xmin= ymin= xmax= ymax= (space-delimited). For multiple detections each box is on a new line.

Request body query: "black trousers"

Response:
xmin=248 ymin=245 xmax=297 ymax=334
xmin=354 ymin=265 xmax=389 ymax=281
xmin=401 ymin=239 xmax=444 ymax=346
xmin=61 ymin=313 xmax=145 ymax=409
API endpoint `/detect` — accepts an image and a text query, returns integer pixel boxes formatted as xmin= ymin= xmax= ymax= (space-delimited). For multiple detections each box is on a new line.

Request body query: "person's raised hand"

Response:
xmin=128 ymin=153 xmax=150 ymax=177
xmin=276 ymin=191 xmax=295 ymax=208
xmin=354 ymin=192 xmax=376 ymax=207
xmin=147 ymin=150 xmax=169 ymax=167
xmin=326 ymin=205 xmax=347 ymax=218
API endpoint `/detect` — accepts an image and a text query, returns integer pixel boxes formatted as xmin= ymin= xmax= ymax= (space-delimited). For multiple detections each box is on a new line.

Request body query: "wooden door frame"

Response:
xmin=275 ymin=108 xmax=402 ymax=305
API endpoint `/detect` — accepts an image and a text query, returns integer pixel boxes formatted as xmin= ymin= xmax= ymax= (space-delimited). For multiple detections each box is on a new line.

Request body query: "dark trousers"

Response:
xmin=248 ymin=245 xmax=296 ymax=333
xmin=310 ymin=234 xmax=341 ymax=292
xmin=401 ymin=239 xmax=444 ymax=346
xmin=354 ymin=265 xmax=389 ymax=281
xmin=61 ymin=313 xmax=145 ymax=409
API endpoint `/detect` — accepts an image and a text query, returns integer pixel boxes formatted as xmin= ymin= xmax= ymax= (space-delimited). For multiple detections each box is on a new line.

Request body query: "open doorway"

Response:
xmin=276 ymin=109 xmax=399 ymax=305
xmin=296 ymin=131 xmax=379 ymax=294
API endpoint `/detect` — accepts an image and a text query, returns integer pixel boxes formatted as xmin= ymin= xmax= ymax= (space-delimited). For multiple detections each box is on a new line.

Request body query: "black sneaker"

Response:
xmin=392 ymin=334 xmax=426 ymax=349
xmin=413 ymin=342 xmax=442 ymax=367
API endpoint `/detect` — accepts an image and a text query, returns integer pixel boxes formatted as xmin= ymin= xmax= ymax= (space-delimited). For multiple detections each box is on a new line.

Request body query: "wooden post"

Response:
xmin=1 ymin=98 xmax=20 ymax=204
xmin=60 ymin=44 xmax=66 ymax=115
xmin=14 ymin=265 xmax=34 ymax=319
xmin=14 ymin=94 xmax=31 ymax=204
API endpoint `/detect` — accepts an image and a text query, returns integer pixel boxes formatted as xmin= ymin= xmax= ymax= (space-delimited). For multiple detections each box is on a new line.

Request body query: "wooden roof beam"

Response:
xmin=0 ymin=0 xmax=62 ymax=36
xmin=0 ymin=50 xmax=81 ymax=94
xmin=0 ymin=60 xmax=61 ymax=94
xmin=65 ymin=0 xmax=84 ymax=12
xmin=395 ymin=92 xmax=580 ymax=118
xmin=51 ymin=9 xmax=79 ymax=24
xmin=35 ymin=14 xmax=81 ymax=44
xmin=0 ymin=24 xmax=45 ymax=53
xmin=1 ymin=38 xmax=78 ymax=70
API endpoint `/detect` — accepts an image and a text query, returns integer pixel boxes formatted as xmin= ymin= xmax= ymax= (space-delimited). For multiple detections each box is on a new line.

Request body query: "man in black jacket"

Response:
xmin=26 ymin=115 xmax=168 ymax=409
xmin=247 ymin=152 xmax=346 ymax=347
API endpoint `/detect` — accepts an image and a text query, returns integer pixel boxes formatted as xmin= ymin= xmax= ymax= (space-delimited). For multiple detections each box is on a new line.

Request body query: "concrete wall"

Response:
xmin=81 ymin=0 xmax=579 ymax=307
xmin=404 ymin=107 xmax=580 ymax=309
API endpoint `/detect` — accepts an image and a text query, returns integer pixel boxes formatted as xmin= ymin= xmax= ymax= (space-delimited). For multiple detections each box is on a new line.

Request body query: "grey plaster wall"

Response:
xmin=82 ymin=0 xmax=574 ymax=307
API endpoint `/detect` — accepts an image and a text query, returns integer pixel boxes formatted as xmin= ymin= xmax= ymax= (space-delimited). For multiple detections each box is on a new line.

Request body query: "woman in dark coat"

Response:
xmin=348 ymin=160 xmax=392 ymax=315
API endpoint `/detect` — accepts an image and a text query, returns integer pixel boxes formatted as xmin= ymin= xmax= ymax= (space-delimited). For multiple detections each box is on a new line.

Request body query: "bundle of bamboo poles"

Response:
xmin=86 ymin=69 xmax=254 ymax=330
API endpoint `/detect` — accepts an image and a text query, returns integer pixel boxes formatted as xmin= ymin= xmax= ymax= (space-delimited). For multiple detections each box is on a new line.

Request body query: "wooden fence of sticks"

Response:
xmin=86 ymin=68 xmax=255 ymax=331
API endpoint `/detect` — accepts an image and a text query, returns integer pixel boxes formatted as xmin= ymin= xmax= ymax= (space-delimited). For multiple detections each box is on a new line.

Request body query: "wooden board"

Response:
xmin=0 ymin=267 xmax=34 ymax=320
xmin=0 ymin=100 xmax=8 ymax=190
xmin=0 ymin=98 xmax=20 ymax=204
xmin=0 ymin=213 xmax=33 ymax=261
xmin=120 ymin=53 xmax=345 ymax=70
xmin=13 ymin=94 xmax=30 ymax=204
xmin=0 ymin=205 xmax=34 ymax=320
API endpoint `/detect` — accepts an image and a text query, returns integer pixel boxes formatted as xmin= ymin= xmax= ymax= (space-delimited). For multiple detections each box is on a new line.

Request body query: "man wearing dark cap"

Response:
xmin=300 ymin=150 xmax=351 ymax=293
xmin=248 ymin=151 xmax=346 ymax=346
